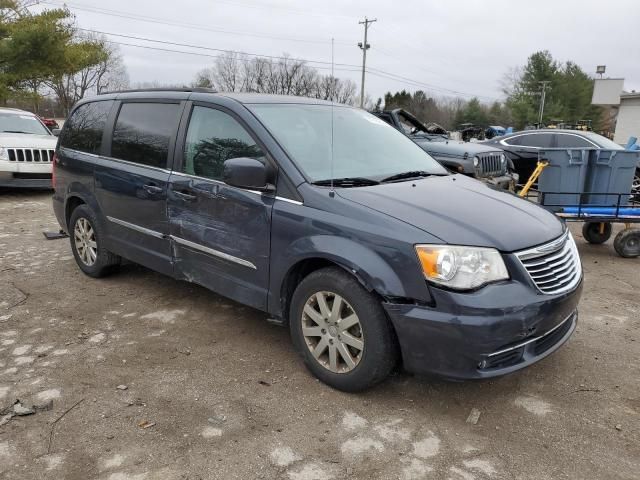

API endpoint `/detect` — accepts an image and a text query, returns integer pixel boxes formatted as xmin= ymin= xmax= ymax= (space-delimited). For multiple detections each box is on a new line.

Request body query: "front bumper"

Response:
xmin=0 ymin=172 xmax=52 ymax=189
xmin=383 ymin=277 xmax=582 ymax=380
xmin=482 ymin=172 xmax=519 ymax=191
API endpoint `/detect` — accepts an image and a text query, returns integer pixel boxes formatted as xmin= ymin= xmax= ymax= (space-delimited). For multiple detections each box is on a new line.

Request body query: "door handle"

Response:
xmin=172 ymin=190 xmax=197 ymax=202
xmin=143 ymin=184 xmax=163 ymax=195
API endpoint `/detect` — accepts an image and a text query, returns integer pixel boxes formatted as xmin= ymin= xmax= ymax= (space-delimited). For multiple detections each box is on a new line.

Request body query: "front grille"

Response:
xmin=476 ymin=152 xmax=505 ymax=177
xmin=7 ymin=148 xmax=54 ymax=163
xmin=515 ymin=231 xmax=582 ymax=294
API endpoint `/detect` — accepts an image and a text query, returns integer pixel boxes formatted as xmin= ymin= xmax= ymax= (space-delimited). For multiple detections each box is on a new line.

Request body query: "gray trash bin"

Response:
xmin=584 ymin=150 xmax=639 ymax=206
xmin=538 ymin=149 xmax=590 ymax=211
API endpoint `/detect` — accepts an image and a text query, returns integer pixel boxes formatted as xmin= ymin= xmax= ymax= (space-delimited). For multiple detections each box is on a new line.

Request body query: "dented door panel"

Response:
xmin=168 ymin=173 xmax=273 ymax=310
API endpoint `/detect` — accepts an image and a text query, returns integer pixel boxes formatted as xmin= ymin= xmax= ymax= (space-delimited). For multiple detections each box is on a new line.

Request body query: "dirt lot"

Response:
xmin=0 ymin=190 xmax=638 ymax=480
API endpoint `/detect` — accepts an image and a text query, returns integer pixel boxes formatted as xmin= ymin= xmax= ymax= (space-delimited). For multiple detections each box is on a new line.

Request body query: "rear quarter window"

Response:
xmin=555 ymin=134 xmax=594 ymax=148
xmin=110 ymin=102 xmax=181 ymax=169
xmin=60 ymin=100 xmax=114 ymax=154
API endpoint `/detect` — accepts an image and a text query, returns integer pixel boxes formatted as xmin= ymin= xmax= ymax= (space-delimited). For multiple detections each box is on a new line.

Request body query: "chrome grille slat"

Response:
xmin=521 ymin=244 xmax=572 ymax=267
xmin=515 ymin=231 xmax=582 ymax=295
xmin=477 ymin=153 xmax=505 ymax=177
xmin=530 ymin=262 xmax=575 ymax=281
xmin=527 ymin=252 xmax=573 ymax=273
xmin=534 ymin=265 xmax=577 ymax=285
xmin=7 ymin=148 xmax=55 ymax=163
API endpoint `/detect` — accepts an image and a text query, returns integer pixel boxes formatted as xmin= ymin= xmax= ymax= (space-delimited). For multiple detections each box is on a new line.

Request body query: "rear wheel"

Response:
xmin=289 ymin=267 xmax=398 ymax=392
xmin=582 ymin=222 xmax=612 ymax=244
xmin=613 ymin=228 xmax=640 ymax=258
xmin=69 ymin=204 xmax=120 ymax=277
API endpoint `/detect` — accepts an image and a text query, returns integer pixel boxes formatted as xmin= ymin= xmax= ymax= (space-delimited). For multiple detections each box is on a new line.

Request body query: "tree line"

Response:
xmin=0 ymin=1 xmax=128 ymax=116
xmin=192 ymin=52 xmax=357 ymax=104
xmin=382 ymin=51 xmax=603 ymax=132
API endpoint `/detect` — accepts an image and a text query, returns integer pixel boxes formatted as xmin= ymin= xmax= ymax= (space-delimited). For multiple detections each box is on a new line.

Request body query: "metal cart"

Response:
xmin=520 ymin=161 xmax=640 ymax=258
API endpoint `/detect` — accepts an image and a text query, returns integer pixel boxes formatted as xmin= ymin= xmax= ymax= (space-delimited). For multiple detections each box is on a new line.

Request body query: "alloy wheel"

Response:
xmin=74 ymin=217 xmax=97 ymax=266
xmin=301 ymin=291 xmax=364 ymax=373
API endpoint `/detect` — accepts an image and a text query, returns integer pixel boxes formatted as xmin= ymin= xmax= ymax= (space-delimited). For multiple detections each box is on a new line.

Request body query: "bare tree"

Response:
xmin=195 ymin=51 xmax=357 ymax=105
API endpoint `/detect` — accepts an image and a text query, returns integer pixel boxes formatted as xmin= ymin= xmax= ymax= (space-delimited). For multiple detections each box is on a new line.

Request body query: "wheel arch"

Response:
xmin=63 ymin=184 xmax=102 ymax=229
xmin=270 ymin=235 xmax=422 ymax=323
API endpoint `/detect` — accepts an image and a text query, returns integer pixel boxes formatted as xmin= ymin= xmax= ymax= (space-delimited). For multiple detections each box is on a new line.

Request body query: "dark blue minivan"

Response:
xmin=52 ymin=89 xmax=582 ymax=391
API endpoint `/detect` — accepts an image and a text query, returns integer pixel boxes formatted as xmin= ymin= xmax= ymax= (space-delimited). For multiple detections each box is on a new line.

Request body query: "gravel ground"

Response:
xmin=0 ymin=190 xmax=638 ymax=480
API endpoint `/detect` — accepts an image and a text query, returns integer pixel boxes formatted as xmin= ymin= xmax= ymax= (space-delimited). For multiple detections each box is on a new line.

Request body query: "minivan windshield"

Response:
xmin=0 ymin=112 xmax=50 ymax=135
xmin=249 ymin=104 xmax=447 ymax=183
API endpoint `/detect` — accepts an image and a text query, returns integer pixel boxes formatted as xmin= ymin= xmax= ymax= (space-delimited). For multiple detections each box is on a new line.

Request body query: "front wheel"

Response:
xmin=289 ymin=267 xmax=398 ymax=392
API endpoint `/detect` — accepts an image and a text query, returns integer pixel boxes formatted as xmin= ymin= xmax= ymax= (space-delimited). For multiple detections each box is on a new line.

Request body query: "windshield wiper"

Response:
xmin=1 ymin=130 xmax=34 ymax=134
xmin=312 ymin=177 xmax=380 ymax=187
xmin=381 ymin=171 xmax=444 ymax=183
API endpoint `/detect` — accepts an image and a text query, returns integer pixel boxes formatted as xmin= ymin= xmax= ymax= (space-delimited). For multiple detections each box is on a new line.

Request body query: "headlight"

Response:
xmin=0 ymin=148 xmax=8 ymax=161
xmin=415 ymin=244 xmax=509 ymax=290
xmin=500 ymin=154 xmax=506 ymax=163
xmin=473 ymin=156 xmax=479 ymax=167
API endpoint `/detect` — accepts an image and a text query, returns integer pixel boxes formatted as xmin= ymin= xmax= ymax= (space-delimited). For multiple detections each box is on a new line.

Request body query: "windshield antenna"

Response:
xmin=329 ymin=37 xmax=335 ymax=198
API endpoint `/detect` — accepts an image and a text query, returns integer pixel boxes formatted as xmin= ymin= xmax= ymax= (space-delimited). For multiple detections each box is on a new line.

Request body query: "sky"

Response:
xmin=32 ymin=0 xmax=640 ymax=103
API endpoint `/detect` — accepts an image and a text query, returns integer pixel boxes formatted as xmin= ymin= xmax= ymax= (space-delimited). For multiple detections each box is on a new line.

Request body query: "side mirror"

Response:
xmin=52 ymin=128 xmax=61 ymax=137
xmin=223 ymin=157 xmax=274 ymax=191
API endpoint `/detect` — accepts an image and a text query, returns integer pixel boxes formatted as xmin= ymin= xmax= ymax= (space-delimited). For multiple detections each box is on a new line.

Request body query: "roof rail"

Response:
xmin=99 ymin=87 xmax=217 ymax=95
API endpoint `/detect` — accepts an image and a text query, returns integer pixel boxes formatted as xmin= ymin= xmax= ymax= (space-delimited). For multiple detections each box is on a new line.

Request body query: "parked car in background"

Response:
xmin=0 ymin=108 xmax=57 ymax=188
xmin=53 ymin=89 xmax=582 ymax=391
xmin=372 ymin=109 xmax=518 ymax=189
xmin=484 ymin=129 xmax=628 ymax=185
xmin=38 ymin=116 xmax=60 ymax=131
xmin=485 ymin=126 xmax=506 ymax=139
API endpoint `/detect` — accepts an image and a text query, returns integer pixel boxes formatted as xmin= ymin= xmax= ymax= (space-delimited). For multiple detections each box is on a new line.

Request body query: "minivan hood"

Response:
xmin=413 ymin=138 xmax=502 ymax=157
xmin=0 ymin=133 xmax=56 ymax=149
xmin=336 ymin=174 xmax=563 ymax=252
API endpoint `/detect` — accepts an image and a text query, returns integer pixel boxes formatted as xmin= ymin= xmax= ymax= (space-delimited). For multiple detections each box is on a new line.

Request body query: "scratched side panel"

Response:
xmin=168 ymin=175 xmax=273 ymax=311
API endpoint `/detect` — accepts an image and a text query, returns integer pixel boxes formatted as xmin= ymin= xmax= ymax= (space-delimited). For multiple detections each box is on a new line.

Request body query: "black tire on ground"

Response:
xmin=289 ymin=266 xmax=398 ymax=392
xmin=69 ymin=204 xmax=120 ymax=277
xmin=582 ymin=222 xmax=612 ymax=244
xmin=613 ymin=228 xmax=640 ymax=258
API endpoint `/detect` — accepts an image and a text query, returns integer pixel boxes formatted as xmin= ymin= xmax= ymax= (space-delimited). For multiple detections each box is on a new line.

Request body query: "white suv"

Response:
xmin=0 ymin=108 xmax=58 ymax=188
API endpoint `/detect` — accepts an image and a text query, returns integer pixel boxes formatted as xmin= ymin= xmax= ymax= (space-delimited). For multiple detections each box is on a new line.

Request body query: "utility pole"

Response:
xmin=358 ymin=17 xmax=377 ymax=109
xmin=537 ymin=81 xmax=551 ymax=127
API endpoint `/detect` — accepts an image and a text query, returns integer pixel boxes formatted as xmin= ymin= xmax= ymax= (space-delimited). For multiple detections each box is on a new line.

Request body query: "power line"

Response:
xmin=101 ymin=35 xmax=497 ymax=100
xmin=364 ymin=68 xmax=499 ymax=101
xmin=100 ymin=39 xmax=362 ymax=74
xmin=37 ymin=1 xmax=501 ymax=101
xmin=84 ymin=27 xmax=498 ymax=100
xmin=39 ymin=0 xmax=353 ymax=46
xmin=77 ymin=28 xmax=360 ymax=69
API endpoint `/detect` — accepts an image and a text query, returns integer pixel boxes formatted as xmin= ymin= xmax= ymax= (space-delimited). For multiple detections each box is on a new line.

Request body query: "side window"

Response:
xmin=556 ymin=134 xmax=593 ymax=148
xmin=111 ymin=102 xmax=181 ymax=168
xmin=377 ymin=114 xmax=393 ymax=125
xmin=507 ymin=134 xmax=553 ymax=148
xmin=183 ymin=106 xmax=265 ymax=180
xmin=60 ymin=101 xmax=113 ymax=154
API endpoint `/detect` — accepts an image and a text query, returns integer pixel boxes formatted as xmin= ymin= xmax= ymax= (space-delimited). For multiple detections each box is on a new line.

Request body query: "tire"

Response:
xmin=289 ymin=267 xmax=398 ymax=392
xmin=613 ymin=228 xmax=640 ymax=258
xmin=69 ymin=204 xmax=120 ymax=277
xmin=632 ymin=168 xmax=640 ymax=204
xmin=582 ymin=222 xmax=612 ymax=244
